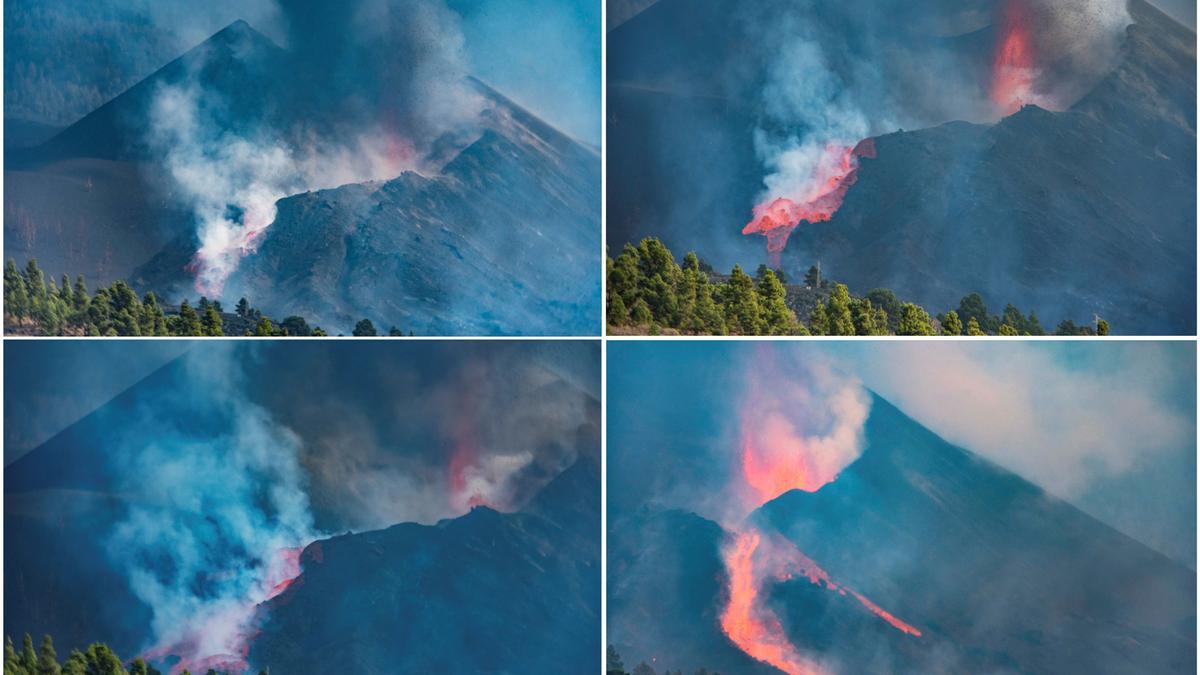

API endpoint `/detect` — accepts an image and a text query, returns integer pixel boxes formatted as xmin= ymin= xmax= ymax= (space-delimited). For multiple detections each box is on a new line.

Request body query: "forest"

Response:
xmin=4 ymin=634 xmax=267 ymax=675
xmin=607 ymin=239 xmax=1109 ymax=336
xmin=4 ymin=259 xmax=404 ymax=337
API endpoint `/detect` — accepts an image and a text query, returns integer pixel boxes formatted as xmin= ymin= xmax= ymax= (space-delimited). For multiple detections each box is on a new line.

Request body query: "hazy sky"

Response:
xmin=4 ymin=0 xmax=600 ymax=143
xmin=1154 ymin=0 xmax=1196 ymax=27
xmin=608 ymin=341 xmax=1197 ymax=566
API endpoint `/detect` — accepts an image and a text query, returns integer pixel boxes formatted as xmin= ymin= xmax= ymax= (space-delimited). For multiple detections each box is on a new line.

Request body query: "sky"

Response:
xmin=3 ymin=0 xmax=601 ymax=144
xmin=608 ymin=340 xmax=1197 ymax=566
xmin=1154 ymin=0 xmax=1196 ymax=27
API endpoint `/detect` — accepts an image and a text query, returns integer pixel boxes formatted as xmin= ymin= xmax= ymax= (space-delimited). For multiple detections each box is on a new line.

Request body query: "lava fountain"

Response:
xmin=742 ymin=139 xmax=876 ymax=266
xmin=720 ymin=351 xmax=919 ymax=672
xmin=991 ymin=0 xmax=1037 ymax=115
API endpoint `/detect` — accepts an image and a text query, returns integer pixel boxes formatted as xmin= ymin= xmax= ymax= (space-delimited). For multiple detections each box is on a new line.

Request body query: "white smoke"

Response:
xmin=735 ymin=347 xmax=872 ymax=513
xmin=149 ymin=0 xmax=486 ymax=297
xmin=150 ymin=84 xmax=424 ymax=296
xmin=104 ymin=345 xmax=321 ymax=667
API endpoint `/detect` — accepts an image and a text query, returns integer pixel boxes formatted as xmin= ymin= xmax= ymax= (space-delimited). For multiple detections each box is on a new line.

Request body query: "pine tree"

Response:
xmin=809 ymin=301 xmax=829 ymax=335
xmin=1096 ymin=318 xmax=1110 ymax=335
xmin=5 ymin=259 xmax=31 ymax=320
xmin=609 ymin=294 xmax=630 ymax=326
xmin=966 ymin=316 xmax=986 ymax=336
xmin=852 ymin=298 xmax=886 ymax=336
xmin=723 ymin=265 xmax=764 ymax=335
xmin=757 ymin=269 xmax=796 ymax=335
xmin=176 ymin=300 xmax=203 ymax=336
xmin=897 ymin=303 xmax=935 ymax=335
xmin=202 ymin=304 xmax=224 ymax=336
xmin=256 ymin=317 xmax=276 ymax=336
xmin=37 ymin=635 xmax=60 ymax=675
xmin=353 ymin=319 xmax=377 ymax=337
xmin=630 ymin=297 xmax=652 ymax=325
xmin=940 ymin=310 xmax=962 ymax=336
xmin=826 ymin=284 xmax=856 ymax=335
xmin=694 ymin=273 xmax=725 ymax=334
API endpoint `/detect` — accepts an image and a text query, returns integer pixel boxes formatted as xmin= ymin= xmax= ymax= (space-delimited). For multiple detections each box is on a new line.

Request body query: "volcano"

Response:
xmin=5 ymin=342 xmax=601 ymax=673
xmin=607 ymin=0 xmax=1195 ymax=334
xmin=608 ymin=394 xmax=1196 ymax=674
xmin=5 ymin=18 xmax=600 ymax=335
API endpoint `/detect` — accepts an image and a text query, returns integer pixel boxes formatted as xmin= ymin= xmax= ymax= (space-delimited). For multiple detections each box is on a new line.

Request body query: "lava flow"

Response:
xmin=142 ymin=544 xmax=310 ymax=675
xmin=991 ymin=0 xmax=1036 ymax=114
xmin=720 ymin=531 xmax=828 ymax=675
xmin=720 ymin=359 xmax=919 ymax=672
xmin=743 ymin=139 xmax=876 ymax=266
xmin=720 ymin=526 xmax=922 ymax=674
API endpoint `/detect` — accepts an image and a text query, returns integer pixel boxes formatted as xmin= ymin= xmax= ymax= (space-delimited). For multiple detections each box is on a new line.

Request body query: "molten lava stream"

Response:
xmin=720 ymin=527 xmax=922 ymax=675
xmin=720 ymin=530 xmax=828 ymax=675
xmin=742 ymin=139 xmax=875 ymax=266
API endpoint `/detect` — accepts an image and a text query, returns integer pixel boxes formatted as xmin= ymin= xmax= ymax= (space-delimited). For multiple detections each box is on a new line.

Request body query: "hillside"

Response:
xmin=607 ymin=0 xmax=1196 ymax=334
xmin=5 ymin=19 xmax=601 ymax=335
xmin=608 ymin=394 xmax=1196 ymax=674
xmin=250 ymin=457 xmax=600 ymax=674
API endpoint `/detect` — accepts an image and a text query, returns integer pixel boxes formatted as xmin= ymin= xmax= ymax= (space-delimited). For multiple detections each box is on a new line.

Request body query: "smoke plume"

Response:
xmin=739 ymin=0 xmax=1130 ymax=260
xmin=103 ymin=345 xmax=320 ymax=673
xmin=736 ymin=344 xmax=871 ymax=513
xmin=150 ymin=0 xmax=485 ymax=296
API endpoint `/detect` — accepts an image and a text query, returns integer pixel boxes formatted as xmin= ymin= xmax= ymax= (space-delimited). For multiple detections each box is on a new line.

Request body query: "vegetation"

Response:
xmin=4 ymin=633 xmax=268 ymax=675
xmin=607 ymin=239 xmax=1109 ymax=336
xmin=3 ymin=259 xmax=403 ymax=337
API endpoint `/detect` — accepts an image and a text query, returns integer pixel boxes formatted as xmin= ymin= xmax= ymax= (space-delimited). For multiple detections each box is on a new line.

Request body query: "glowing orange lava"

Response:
xmin=743 ymin=139 xmax=876 ymax=266
xmin=720 ymin=529 xmax=922 ymax=673
xmin=991 ymin=0 xmax=1036 ymax=114
xmin=720 ymin=531 xmax=828 ymax=675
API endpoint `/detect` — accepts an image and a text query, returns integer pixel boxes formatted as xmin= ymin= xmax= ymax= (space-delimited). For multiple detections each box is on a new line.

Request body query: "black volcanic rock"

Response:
xmin=607 ymin=0 xmax=1196 ymax=334
xmin=6 ymin=21 xmax=600 ymax=334
xmin=249 ymin=457 xmax=601 ymax=675
xmin=199 ymin=82 xmax=602 ymax=335
xmin=608 ymin=394 xmax=1196 ymax=674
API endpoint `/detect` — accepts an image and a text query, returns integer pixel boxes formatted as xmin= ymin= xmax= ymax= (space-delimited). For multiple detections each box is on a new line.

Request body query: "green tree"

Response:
xmin=722 ymin=265 xmax=764 ymax=335
xmin=804 ymin=264 xmax=821 ymax=288
xmin=809 ymin=301 xmax=830 ymax=335
xmin=255 ymin=317 xmax=276 ymax=336
xmin=37 ymin=635 xmax=60 ymax=675
xmin=865 ymin=288 xmax=901 ymax=333
xmin=825 ymin=284 xmax=856 ymax=335
xmin=897 ymin=303 xmax=935 ymax=335
xmin=353 ymin=319 xmax=377 ymax=337
xmin=606 ymin=646 xmax=625 ymax=675
xmin=940 ymin=310 xmax=962 ymax=336
xmin=1097 ymin=318 xmax=1110 ymax=335
xmin=176 ymin=300 xmax=203 ymax=336
xmin=5 ymin=259 xmax=31 ymax=320
xmin=609 ymin=294 xmax=629 ymax=326
xmin=757 ymin=269 xmax=797 ymax=335
xmin=235 ymin=297 xmax=251 ymax=318
xmin=852 ymin=298 xmax=886 ymax=336
xmin=966 ymin=316 xmax=986 ymax=336
xmin=998 ymin=323 xmax=1020 ymax=336
xmin=6 ymin=636 xmax=22 ymax=674
xmin=956 ymin=293 xmax=993 ymax=332
xmin=630 ymin=297 xmax=652 ymax=325
xmin=201 ymin=304 xmax=224 ymax=336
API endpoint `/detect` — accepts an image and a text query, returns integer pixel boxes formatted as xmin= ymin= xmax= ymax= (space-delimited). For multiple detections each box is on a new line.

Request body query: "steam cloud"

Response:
xmin=150 ymin=0 xmax=485 ymax=295
xmin=86 ymin=341 xmax=598 ymax=670
xmin=737 ymin=347 xmax=871 ymax=512
xmin=104 ymin=345 xmax=319 ymax=671
xmin=740 ymin=0 xmax=1130 ymax=252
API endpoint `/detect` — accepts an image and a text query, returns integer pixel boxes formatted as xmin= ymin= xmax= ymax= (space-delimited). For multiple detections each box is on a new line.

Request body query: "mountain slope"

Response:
xmin=608 ymin=394 xmax=1196 ymax=674
xmin=207 ymin=81 xmax=600 ymax=335
xmin=607 ymin=0 xmax=1196 ymax=333
xmin=249 ymin=457 xmax=601 ymax=674
xmin=5 ymin=21 xmax=601 ymax=335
